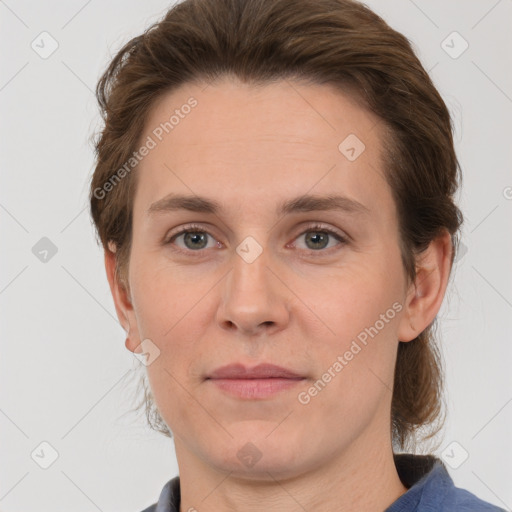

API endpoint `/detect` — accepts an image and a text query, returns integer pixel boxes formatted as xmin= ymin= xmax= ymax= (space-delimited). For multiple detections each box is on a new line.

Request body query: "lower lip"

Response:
xmin=207 ymin=378 xmax=305 ymax=399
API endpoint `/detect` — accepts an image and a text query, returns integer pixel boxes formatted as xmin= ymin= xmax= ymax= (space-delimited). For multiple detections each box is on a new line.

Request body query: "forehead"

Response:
xmin=133 ymin=78 xmax=393 ymax=222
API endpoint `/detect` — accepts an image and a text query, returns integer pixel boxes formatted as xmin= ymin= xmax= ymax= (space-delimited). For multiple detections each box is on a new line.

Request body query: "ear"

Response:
xmin=104 ymin=242 xmax=141 ymax=353
xmin=397 ymin=229 xmax=453 ymax=343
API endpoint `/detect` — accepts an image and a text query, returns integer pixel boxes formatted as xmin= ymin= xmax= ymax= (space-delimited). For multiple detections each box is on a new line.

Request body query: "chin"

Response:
xmin=204 ymin=431 xmax=312 ymax=480
xmin=210 ymin=452 xmax=307 ymax=482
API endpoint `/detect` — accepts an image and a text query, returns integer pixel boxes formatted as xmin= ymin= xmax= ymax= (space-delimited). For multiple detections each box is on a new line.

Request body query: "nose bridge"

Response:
xmin=217 ymin=233 xmax=289 ymax=334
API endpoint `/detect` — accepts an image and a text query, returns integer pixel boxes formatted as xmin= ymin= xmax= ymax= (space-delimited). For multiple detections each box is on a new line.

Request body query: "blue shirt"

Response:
xmin=141 ymin=454 xmax=506 ymax=511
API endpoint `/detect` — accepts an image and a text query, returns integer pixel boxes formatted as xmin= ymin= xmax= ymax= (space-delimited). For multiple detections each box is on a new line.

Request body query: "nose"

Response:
xmin=216 ymin=242 xmax=291 ymax=337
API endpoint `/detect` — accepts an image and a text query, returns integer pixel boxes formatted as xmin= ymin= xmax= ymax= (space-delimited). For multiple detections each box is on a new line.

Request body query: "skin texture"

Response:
xmin=105 ymin=78 xmax=453 ymax=511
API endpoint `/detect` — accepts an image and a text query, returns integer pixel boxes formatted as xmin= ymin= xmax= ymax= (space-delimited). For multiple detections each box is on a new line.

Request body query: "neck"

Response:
xmin=175 ymin=427 xmax=407 ymax=512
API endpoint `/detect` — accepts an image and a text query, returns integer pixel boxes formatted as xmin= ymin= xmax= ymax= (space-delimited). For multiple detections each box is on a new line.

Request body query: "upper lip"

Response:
xmin=207 ymin=363 xmax=304 ymax=380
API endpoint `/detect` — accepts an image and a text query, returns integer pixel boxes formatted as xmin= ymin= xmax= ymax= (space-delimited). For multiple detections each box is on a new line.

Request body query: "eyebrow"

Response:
xmin=147 ymin=192 xmax=371 ymax=218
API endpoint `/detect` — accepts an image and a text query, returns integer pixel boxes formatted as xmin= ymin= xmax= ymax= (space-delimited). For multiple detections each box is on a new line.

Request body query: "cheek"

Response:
xmin=303 ymin=263 xmax=402 ymax=342
xmin=145 ymin=357 xmax=206 ymax=440
xmin=130 ymin=254 xmax=210 ymax=355
xmin=130 ymin=255 xmax=199 ymax=336
xmin=296 ymin=275 xmax=400 ymax=428
xmin=299 ymin=266 xmax=402 ymax=404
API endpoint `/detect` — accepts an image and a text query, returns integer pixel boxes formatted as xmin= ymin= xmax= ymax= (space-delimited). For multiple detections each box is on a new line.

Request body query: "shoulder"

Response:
xmin=426 ymin=461 xmax=506 ymax=511
xmin=390 ymin=454 xmax=506 ymax=511
xmin=441 ymin=481 xmax=507 ymax=511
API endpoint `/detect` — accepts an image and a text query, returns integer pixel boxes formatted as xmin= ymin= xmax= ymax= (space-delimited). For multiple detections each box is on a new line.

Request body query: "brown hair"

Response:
xmin=89 ymin=0 xmax=463 ymax=451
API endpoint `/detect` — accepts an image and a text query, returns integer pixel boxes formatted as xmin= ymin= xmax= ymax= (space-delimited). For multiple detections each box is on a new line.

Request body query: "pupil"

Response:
xmin=186 ymin=232 xmax=207 ymax=249
xmin=308 ymin=232 xmax=327 ymax=249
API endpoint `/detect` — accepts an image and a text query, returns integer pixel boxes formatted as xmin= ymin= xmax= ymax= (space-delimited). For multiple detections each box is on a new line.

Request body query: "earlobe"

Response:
xmin=397 ymin=285 xmax=421 ymax=343
xmin=397 ymin=230 xmax=453 ymax=343
xmin=104 ymin=244 xmax=133 ymax=335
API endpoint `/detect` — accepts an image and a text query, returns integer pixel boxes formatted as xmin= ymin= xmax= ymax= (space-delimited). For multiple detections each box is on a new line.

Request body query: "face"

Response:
xmin=114 ymin=78 xmax=418 ymax=480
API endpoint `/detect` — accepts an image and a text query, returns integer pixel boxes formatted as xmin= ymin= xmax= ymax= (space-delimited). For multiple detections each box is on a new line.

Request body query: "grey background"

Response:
xmin=0 ymin=0 xmax=511 ymax=510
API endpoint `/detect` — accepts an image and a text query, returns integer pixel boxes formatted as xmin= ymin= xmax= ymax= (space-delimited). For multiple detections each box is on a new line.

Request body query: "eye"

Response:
xmin=165 ymin=223 xmax=219 ymax=252
xmin=164 ymin=223 xmax=347 ymax=255
xmin=290 ymin=223 xmax=347 ymax=253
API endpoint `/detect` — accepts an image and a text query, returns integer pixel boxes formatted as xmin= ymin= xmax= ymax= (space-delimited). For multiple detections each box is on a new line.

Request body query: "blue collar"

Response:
xmin=386 ymin=453 xmax=505 ymax=511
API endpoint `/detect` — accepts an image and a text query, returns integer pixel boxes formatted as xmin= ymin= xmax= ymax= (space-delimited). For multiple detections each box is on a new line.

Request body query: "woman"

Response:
xmin=89 ymin=0 xmax=506 ymax=510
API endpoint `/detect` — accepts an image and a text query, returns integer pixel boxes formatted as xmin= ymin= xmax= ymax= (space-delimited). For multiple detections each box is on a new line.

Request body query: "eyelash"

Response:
xmin=163 ymin=223 xmax=348 ymax=257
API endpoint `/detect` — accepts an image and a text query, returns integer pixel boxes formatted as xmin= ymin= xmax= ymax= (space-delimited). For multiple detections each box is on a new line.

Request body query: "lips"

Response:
xmin=206 ymin=363 xmax=304 ymax=380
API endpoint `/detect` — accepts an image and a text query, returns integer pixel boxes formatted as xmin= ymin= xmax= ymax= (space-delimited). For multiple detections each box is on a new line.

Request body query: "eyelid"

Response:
xmin=164 ymin=223 xmax=218 ymax=246
xmin=294 ymin=222 xmax=349 ymax=242
xmin=164 ymin=222 xmax=349 ymax=254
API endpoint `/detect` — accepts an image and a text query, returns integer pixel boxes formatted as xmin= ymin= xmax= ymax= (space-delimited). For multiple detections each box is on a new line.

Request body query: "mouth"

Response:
xmin=205 ymin=363 xmax=306 ymax=400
